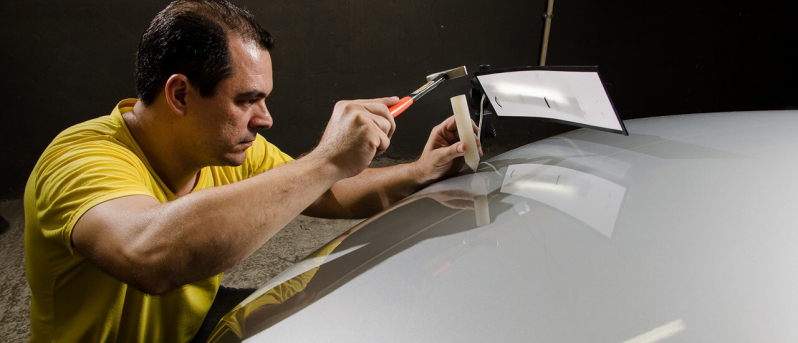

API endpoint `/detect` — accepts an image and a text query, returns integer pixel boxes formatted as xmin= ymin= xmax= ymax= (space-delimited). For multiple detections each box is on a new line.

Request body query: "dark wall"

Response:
xmin=1 ymin=0 xmax=795 ymax=200
xmin=548 ymin=0 xmax=797 ymax=118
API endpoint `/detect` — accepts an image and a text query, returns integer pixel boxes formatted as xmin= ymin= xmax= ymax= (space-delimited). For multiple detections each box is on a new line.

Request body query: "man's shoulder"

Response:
xmin=52 ymin=114 xmax=125 ymax=146
xmin=34 ymin=112 xmax=145 ymax=184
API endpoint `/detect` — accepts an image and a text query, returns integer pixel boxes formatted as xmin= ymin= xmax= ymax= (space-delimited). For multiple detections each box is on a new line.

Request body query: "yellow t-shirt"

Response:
xmin=24 ymin=99 xmax=293 ymax=342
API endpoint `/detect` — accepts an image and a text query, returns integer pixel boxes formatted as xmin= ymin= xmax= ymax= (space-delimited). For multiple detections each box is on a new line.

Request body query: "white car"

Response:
xmin=208 ymin=110 xmax=798 ymax=342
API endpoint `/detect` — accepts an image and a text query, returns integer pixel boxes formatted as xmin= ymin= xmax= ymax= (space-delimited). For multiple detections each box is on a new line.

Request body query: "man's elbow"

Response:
xmin=131 ymin=277 xmax=174 ymax=295
xmin=121 ymin=246 xmax=181 ymax=295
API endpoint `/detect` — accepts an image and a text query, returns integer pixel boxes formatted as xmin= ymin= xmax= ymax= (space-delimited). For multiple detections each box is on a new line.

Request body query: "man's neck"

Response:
xmin=124 ymin=100 xmax=201 ymax=197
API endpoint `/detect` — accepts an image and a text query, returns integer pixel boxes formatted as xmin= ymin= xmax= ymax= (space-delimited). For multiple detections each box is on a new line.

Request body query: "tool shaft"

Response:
xmin=389 ymin=76 xmax=446 ymax=117
xmin=389 ymin=65 xmax=467 ymax=118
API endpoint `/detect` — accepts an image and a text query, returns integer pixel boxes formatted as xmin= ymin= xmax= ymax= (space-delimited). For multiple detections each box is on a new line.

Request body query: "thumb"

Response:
xmin=374 ymin=96 xmax=400 ymax=106
xmin=435 ymin=141 xmax=466 ymax=161
xmin=455 ymin=141 xmax=466 ymax=154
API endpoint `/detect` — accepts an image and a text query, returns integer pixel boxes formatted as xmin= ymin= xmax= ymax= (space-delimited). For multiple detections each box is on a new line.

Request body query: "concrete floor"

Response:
xmin=0 ymin=200 xmax=29 ymax=342
xmin=0 ymin=157 xmax=408 ymax=341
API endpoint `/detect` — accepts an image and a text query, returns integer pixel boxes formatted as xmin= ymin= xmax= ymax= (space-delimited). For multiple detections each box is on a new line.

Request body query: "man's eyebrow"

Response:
xmin=236 ymin=91 xmax=268 ymax=98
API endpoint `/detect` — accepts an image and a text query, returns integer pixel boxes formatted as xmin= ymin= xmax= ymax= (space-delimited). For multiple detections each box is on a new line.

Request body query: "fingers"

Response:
xmin=315 ymin=96 xmax=405 ymax=178
xmin=432 ymin=116 xmax=459 ymax=142
xmin=360 ymin=102 xmax=396 ymax=138
xmin=355 ymin=96 xmax=400 ymax=106
xmin=375 ymin=129 xmax=390 ymax=156
xmin=428 ymin=190 xmax=480 ymax=210
xmin=472 ymin=120 xmax=483 ymax=157
xmin=440 ymin=115 xmax=458 ymax=132
xmin=435 ymin=115 xmax=483 ymax=156
xmin=460 ymin=116 xmax=483 ymax=156
xmin=444 ymin=200 xmax=475 ymax=210
xmin=431 ymin=141 xmax=466 ymax=164
xmin=335 ymin=98 xmax=396 ymax=156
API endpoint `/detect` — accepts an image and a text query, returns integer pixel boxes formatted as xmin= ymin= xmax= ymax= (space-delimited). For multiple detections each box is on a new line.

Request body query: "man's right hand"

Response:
xmin=310 ymin=97 xmax=399 ymax=179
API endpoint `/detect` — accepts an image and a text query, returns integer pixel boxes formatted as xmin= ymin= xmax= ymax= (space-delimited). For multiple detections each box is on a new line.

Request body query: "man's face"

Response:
xmin=185 ymin=36 xmax=274 ymax=167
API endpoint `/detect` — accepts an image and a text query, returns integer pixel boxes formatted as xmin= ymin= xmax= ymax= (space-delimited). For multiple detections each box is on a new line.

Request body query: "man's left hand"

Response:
xmin=414 ymin=115 xmax=483 ymax=183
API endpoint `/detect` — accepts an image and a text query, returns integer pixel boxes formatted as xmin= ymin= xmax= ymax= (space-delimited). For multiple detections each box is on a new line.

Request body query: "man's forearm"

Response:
xmin=159 ymin=156 xmax=339 ymax=263
xmin=77 ymin=153 xmax=343 ymax=294
xmin=304 ymin=161 xmax=432 ymax=219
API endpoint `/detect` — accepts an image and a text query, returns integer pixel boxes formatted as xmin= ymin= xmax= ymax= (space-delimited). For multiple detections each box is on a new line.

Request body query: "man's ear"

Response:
xmin=164 ymin=74 xmax=190 ymax=116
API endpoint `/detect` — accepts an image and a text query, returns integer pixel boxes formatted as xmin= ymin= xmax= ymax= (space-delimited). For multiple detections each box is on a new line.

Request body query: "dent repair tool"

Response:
xmin=389 ymin=66 xmax=469 ymax=118
xmin=450 ymin=94 xmax=480 ymax=172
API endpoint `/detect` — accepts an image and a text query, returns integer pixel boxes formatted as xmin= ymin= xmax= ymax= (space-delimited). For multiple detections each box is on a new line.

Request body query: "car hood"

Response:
xmin=210 ymin=110 xmax=798 ymax=343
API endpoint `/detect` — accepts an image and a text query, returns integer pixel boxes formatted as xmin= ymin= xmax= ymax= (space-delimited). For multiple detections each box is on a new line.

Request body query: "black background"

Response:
xmin=1 ymin=0 xmax=795 ymax=200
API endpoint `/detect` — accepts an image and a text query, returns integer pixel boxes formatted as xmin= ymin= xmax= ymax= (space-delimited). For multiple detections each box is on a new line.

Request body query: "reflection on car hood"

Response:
xmin=210 ymin=111 xmax=798 ymax=343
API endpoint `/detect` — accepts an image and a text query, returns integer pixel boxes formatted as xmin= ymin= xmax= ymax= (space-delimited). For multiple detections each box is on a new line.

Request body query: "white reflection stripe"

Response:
xmin=494 ymin=83 xmax=567 ymax=103
xmin=237 ymin=243 xmax=369 ymax=307
xmin=623 ymin=319 xmax=686 ymax=343
xmin=510 ymin=179 xmax=574 ymax=194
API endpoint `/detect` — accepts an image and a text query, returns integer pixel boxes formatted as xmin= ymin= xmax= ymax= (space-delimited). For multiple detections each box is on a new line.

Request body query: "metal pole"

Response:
xmin=539 ymin=0 xmax=554 ymax=66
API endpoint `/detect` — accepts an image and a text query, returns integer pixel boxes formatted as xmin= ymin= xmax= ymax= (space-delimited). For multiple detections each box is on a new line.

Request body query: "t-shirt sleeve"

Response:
xmin=245 ymin=134 xmax=294 ymax=177
xmin=34 ymin=141 xmax=155 ymax=255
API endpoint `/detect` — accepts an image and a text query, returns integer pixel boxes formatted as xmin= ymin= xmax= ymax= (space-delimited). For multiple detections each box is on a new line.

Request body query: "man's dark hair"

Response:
xmin=135 ymin=0 xmax=274 ymax=106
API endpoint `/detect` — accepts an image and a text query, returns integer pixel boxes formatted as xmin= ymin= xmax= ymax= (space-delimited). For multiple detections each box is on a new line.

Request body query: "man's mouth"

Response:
xmin=239 ymin=139 xmax=255 ymax=148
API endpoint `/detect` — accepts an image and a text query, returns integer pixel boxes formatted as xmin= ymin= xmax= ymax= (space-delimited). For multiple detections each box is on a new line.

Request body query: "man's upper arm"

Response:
xmin=71 ymin=195 xmax=161 ymax=282
xmin=34 ymin=141 xmax=154 ymax=255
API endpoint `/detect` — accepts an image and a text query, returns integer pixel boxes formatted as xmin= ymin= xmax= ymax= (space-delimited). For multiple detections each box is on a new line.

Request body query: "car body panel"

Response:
xmin=210 ymin=111 xmax=798 ymax=342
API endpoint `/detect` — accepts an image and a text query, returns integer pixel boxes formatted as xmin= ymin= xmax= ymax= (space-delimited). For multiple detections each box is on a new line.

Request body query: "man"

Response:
xmin=24 ymin=0 xmax=480 ymax=342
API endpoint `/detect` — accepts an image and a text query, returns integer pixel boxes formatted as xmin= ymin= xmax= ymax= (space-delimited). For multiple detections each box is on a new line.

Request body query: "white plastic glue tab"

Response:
xmin=450 ymin=94 xmax=480 ymax=172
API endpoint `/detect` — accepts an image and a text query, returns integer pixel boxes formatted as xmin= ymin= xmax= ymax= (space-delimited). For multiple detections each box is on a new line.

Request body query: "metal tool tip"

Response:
xmin=427 ymin=66 xmax=468 ymax=82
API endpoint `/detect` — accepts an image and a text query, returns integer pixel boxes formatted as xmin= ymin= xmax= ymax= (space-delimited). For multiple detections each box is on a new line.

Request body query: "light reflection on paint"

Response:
xmin=508 ymin=179 xmax=575 ymax=194
xmin=501 ymin=164 xmax=626 ymax=238
xmin=623 ymin=319 xmax=687 ymax=343
xmin=239 ymin=243 xmax=369 ymax=306
xmin=513 ymin=202 xmax=531 ymax=216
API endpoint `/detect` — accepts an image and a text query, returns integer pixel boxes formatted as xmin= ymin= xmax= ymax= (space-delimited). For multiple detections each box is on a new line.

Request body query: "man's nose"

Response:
xmin=249 ymin=101 xmax=273 ymax=130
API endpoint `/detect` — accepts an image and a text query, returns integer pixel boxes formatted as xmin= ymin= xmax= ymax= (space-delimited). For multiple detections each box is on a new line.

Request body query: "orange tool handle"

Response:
xmin=389 ymin=96 xmax=414 ymax=118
